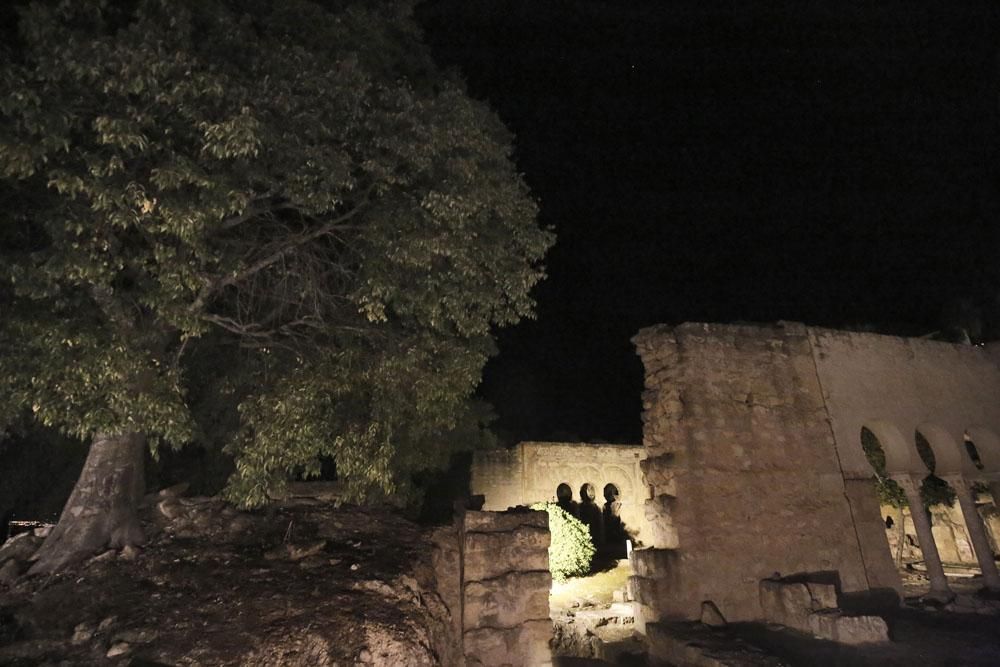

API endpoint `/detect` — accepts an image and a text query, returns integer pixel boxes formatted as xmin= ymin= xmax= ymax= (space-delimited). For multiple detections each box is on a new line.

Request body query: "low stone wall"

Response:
xmin=432 ymin=509 xmax=553 ymax=666
xmin=462 ymin=511 xmax=552 ymax=666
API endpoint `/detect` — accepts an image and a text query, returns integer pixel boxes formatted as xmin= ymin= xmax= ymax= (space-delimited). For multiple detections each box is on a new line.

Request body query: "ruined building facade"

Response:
xmin=632 ymin=322 xmax=1000 ymax=624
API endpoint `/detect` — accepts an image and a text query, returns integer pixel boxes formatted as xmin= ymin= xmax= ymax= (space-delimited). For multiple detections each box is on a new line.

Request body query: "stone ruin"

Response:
xmin=631 ymin=322 xmax=1000 ymax=637
xmin=431 ymin=509 xmax=553 ymax=666
xmin=471 ymin=440 xmax=651 ymax=550
xmin=463 ymin=321 xmax=1000 ymax=663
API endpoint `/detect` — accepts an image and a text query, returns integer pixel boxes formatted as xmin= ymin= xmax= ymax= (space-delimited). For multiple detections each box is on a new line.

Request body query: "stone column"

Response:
xmin=990 ymin=482 xmax=1000 ymax=512
xmin=893 ymin=475 xmax=953 ymax=601
xmin=945 ymin=476 xmax=1000 ymax=593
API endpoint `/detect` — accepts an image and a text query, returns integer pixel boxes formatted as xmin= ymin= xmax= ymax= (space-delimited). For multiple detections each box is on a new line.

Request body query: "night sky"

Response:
xmin=418 ymin=1 xmax=1000 ymax=444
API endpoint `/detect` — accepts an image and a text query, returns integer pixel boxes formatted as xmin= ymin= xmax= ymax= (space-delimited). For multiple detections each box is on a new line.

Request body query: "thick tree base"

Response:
xmin=29 ymin=432 xmax=146 ymax=575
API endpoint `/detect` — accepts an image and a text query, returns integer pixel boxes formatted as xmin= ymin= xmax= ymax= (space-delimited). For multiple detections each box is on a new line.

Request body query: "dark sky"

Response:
xmin=417 ymin=1 xmax=1000 ymax=443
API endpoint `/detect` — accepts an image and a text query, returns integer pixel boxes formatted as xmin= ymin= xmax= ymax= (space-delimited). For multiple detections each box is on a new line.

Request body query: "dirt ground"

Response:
xmin=0 ymin=487 xmax=455 ymax=666
xmin=4 ymin=490 xmax=1000 ymax=667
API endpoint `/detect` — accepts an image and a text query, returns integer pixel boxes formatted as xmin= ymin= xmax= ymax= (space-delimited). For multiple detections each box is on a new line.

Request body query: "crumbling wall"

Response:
xmin=471 ymin=442 xmax=649 ymax=543
xmin=461 ymin=511 xmax=552 ymax=666
xmin=633 ymin=321 xmax=1000 ymax=626
xmin=632 ymin=322 xmax=884 ymax=623
xmin=432 ymin=509 xmax=553 ymax=666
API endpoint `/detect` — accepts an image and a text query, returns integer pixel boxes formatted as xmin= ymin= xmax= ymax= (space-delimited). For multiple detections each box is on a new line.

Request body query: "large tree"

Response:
xmin=0 ymin=0 xmax=552 ymax=573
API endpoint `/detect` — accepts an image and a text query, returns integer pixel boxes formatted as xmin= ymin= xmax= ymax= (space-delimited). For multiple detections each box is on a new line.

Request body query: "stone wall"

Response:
xmin=471 ymin=442 xmax=649 ymax=544
xmin=432 ymin=509 xmax=553 ymax=666
xmin=807 ymin=327 xmax=1000 ymax=480
xmin=632 ymin=322 xmax=897 ymax=624
xmin=461 ymin=511 xmax=552 ymax=666
xmin=632 ymin=321 xmax=1000 ymax=625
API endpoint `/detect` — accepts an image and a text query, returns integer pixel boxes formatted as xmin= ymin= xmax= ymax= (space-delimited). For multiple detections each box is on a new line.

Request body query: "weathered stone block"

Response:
xmin=629 ymin=575 xmax=674 ymax=612
xmin=463 ymin=570 xmax=551 ymax=630
xmin=464 ymin=618 xmax=552 ymax=667
xmin=464 ymin=510 xmax=548 ymax=534
xmin=759 ymin=579 xmax=814 ymax=630
xmin=463 ymin=528 xmax=549 ymax=581
xmin=807 ymin=610 xmax=889 ymax=644
xmin=630 ymin=547 xmax=678 ymax=579
xmin=805 ymin=581 xmax=838 ymax=611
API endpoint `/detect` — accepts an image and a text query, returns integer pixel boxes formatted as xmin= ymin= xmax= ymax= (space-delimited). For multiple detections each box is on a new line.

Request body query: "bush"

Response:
xmin=531 ymin=502 xmax=595 ymax=582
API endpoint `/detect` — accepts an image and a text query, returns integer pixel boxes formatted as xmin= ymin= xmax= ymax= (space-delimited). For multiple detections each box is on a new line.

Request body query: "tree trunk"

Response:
xmin=29 ymin=432 xmax=146 ymax=575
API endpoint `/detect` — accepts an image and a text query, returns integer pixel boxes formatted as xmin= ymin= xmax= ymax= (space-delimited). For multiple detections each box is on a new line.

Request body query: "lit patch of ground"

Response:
xmin=550 ymin=559 xmax=632 ymax=612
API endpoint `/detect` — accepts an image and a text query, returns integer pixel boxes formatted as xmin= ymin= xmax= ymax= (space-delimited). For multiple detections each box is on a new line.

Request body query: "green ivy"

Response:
xmin=531 ymin=502 xmax=596 ymax=582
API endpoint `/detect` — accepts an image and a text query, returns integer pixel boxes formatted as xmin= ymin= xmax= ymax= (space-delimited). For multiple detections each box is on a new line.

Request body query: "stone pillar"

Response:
xmin=893 ymin=475 xmax=953 ymax=601
xmin=945 ymin=476 xmax=1000 ymax=593
xmin=461 ymin=510 xmax=552 ymax=666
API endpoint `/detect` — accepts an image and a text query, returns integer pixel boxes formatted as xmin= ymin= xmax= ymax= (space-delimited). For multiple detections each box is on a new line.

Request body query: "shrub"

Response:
xmin=531 ymin=502 xmax=595 ymax=582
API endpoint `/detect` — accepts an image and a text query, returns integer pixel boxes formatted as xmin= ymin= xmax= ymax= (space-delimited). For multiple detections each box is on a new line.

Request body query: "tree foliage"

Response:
xmin=0 ymin=0 xmax=552 ymax=505
xmin=531 ymin=502 xmax=595 ymax=582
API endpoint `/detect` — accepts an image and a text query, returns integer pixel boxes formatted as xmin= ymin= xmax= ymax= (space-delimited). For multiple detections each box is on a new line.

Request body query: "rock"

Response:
xmin=112 ymin=628 xmax=159 ymax=644
xmin=98 ymin=616 xmax=117 ymax=631
xmin=263 ymin=546 xmax=286 ymax=561
xmin=89 ymin=550 xmax=117 ymax=565
xmin=808 ymin=610 xmax=889 ymax=644
xmin=0 ymin=558 xmax=23 ymax=584
xmin=157 ymin=499 xmax=184 ymax=520
xmin=158 ymin=482 xmax=190 ymax=498
xmin=700 ymin=600 xmax=727 ymax=627
xmin=106 ymin=641 xmax=131 ymax=658
xmin=120 ymin=545 xmax=141 ymax=561
xmin=71 ymin=622 xmax=95 ymax=644
xmin=0 ymin=532 xmax=42 ymax=564
xmin=299 ymin=556 xmax=325 ymax=570
xmin=287 ymin=540 xmax=326 ymax=561
xmin=32 ymin=525 xmax=53 ymax=538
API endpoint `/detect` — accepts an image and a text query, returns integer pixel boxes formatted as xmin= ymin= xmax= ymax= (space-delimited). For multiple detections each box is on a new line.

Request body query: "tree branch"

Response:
xmin=217 ymin=194 xmax=372 ymax=291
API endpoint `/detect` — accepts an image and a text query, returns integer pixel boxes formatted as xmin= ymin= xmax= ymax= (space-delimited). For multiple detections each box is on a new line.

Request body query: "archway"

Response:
xmin=860 ymin=426 xmax=907 ymax=566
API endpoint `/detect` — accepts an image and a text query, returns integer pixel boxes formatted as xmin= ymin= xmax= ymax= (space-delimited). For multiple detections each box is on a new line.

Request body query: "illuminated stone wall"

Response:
xmin=471 ymin=441 xmax=650 ymax=545
xmin=431 ymin=509 xmax=552 ymax=666
xmin=632 ymin=322 xmax=1000 ymax=625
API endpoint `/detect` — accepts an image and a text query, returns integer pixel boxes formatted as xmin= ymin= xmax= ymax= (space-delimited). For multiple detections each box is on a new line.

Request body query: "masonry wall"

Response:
xmin=461 ymin=510 xmax=552 ymax=667
xmin=632 ymin=322 xmax=888 ymax=623
xmin=471 ymin=442 xmax=649 ymax=544
xmin=433 ymin=509 xmax=553 ymax=666
xmin=807 ymin=328 xmax=1000 ymax=478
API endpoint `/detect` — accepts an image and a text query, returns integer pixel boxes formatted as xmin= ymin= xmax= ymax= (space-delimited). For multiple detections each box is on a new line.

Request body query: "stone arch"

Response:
xmin=915 ymin=423 xmax=969 ymax=477
xmin=861 ymin=420 xmax=922 ymax=475
xmin=965 ymin=427 xmax=1000 ymax=477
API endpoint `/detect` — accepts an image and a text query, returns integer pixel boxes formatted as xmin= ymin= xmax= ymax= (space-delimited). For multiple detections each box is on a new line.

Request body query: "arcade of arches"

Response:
xmin=470 ymin=441 xmax=650 ymax=550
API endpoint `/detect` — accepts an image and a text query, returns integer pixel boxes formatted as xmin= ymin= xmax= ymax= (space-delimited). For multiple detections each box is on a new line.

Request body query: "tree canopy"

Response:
xmin=0 ymin=0 xmax=552 ymax=506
